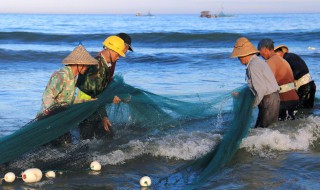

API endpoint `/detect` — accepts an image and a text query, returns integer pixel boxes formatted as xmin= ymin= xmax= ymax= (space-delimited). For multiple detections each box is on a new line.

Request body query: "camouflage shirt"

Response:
xmin=76 ymin=53 xmax=114 ymax=120
xmin=76 ymin=53 xmax=112 ymax=98
xmin=40 ymin=66 xmax=76 ymax=113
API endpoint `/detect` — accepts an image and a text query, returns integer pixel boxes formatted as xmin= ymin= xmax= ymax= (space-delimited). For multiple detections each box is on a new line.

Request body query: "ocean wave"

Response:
xmin=93 ymin=131 xmax=221 ymax=166
xmin=0 ymin=31 xmax=103 ymax=44
xmin=1 ymin=31 xmax=319 ymax=46
xmin=0 ymin=49 xmax=67 ymax=63
xmin=240 ymin=116 xmax=320 ymax=158
xmin=0 ymin=47 xmax=233 ymax=65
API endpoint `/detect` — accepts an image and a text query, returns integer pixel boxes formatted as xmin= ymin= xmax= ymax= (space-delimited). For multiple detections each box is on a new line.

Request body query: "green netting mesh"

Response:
xmin=188 ymin=86 xmax=254 ymax=187
xmin=0 ymin=75 xmax=222 ymax=165
xmin=0 ymin=75 xmax=254 ymax=188
xmin=155 ymin=85 xmax=255 ymax=188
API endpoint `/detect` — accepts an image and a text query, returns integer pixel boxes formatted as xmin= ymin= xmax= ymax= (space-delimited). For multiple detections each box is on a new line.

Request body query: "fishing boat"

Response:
xmin=135 ymin=11 xmax=154 ymax=17
xmin=200 ymin=11 xmax=218 ymax=18
xmin=200 ymin=8 xmax=233 ymax=18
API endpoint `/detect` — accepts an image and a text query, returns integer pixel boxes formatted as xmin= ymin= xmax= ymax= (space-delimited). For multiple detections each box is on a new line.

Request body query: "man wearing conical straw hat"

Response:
xmin=38 ymin=44 xmax=98 ymax=116
xmin=76 ymin=34 xmax=131 ymax=140
xmin=274 ymin=44 xmax=316 ymax=109
xmin=231 ymin=37 xmax=280 ymax=128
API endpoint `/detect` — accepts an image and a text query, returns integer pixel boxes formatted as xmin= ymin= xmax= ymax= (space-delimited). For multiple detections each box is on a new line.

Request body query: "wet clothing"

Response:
xmin=246 ymin=55 xmax=280 ymax=128
xmin=297 ymin=81 xmax=316 ymax=108
xmin=255 ymin=92 xmax=280 ymax=128
xmin=266 ymin=54 xmax=299 ymax=120
xmin=76 ymin=53 xmax=114 ymax=139
xmin=283 ymin=52 xmax=316 ymax=108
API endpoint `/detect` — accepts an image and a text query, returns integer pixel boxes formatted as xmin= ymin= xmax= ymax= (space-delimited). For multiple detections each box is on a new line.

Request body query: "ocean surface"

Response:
xmin=0 ymin=13 xmax=319 ymax=189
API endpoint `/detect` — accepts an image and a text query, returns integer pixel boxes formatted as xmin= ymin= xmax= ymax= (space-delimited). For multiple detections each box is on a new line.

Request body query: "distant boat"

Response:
xmin=200 ymin=11 xmax=217 ymax=18
xmin=200 ymin=9 xmax=233 ymax=18
xmin=135 ymin=11 xmax=155 ymax=17
xmin=218 ymin=10 xmax=233 ymax=17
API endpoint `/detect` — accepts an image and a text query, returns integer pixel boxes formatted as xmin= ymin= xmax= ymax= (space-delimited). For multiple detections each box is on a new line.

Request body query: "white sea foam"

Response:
xmin=94 ymin=131 xmax=221 ymax=165
xmin=240 ymin=116 xmax=320 ymax=157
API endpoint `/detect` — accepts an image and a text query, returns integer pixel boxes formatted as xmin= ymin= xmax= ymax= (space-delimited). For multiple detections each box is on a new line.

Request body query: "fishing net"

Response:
xmin=0 ymin=75 xmax=255 ymax=187
xmin=0 ymin=75 xmax=221 ymax=165
xmin=187 ymin=86 xmax=254 ymax=187
xmin=155 ymin=85 xmax=255 ymax=189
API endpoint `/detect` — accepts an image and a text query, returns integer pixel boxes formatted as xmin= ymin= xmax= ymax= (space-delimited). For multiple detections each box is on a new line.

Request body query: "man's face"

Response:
xmin=238 ymin=56 xmax=246 ymax=65
xmin=259 ymin=47 xmax=268 ymax=60
xmin=78 ymin=65 xmax=88 ymax=75
xmin=123 ymin=44 xmax=129 ymax=54
xmin=109 ymin=50 xmax=120 ymax=62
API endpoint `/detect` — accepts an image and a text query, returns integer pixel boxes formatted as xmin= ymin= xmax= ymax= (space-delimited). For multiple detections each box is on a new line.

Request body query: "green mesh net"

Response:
xmin=0 ymin=76 xmax=217 ymax=165
xmin=187 ymin=86 xmax=254 ymax=187
xmin=0 ymin=75 xmax=255 ymax=187
xmin=155 ymin=85 xmax=255 ymax=188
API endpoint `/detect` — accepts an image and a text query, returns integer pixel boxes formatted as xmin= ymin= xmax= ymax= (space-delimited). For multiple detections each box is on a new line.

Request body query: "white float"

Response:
xmin=45 ymin=171 xmax=56 ymax=178
xmin=90 ymin=161 xmax=101 ymax=171
xmin=21 ymin=168 xmax=43 ymax=183
xmin=4 ymin=172 xmax=16 ymax=183
xmin=140 ymin=176 xmax=152 ymax=187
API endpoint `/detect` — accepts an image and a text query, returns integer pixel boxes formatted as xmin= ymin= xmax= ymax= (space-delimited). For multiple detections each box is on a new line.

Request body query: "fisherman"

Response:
xmin=274 ymin=45 xmax=316 ymax=108
xmin=258 ymin=39 xmax=299 ymax=120
xmin=38 ymin=44 xmax=98 ymax=116
xmin=38 ymin=44 xmax=98 ymax=145
xmin=76 ymin=34 xmax=133 ymax=140
xmin=231 ymin=37 xmax=280 ymax=128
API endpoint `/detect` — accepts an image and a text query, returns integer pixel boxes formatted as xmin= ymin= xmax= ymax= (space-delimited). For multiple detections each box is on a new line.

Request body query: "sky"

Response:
xmin=0 ymin=0 xmax=319 ymax=14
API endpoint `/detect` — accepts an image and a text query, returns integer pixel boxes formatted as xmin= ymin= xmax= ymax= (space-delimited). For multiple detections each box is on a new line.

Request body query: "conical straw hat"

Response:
xmin=231 ymin=37 xmax=259 ymax=58
xmin=274 ymin=44 xmax=289 ymax=53
xmin=62 ymin=44 xmax=98 ymax=65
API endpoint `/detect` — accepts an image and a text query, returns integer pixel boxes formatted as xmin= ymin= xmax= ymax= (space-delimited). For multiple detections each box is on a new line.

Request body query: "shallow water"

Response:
xmin=0 ymin=13 xmax=319 ymax=189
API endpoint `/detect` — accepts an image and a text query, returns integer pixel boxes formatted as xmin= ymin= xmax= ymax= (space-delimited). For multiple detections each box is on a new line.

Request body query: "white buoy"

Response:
xmin=22 ymin=168 xmax=43 ymax=183
xmin=140 ymin=176 xmax=151 ymax=187
xmin=45 ymin=171 xmax=56 ymax=178
xmin=4 ymin=172 xmax=16 ymax=183
xmin=90 ymin=161 xmax=101 ymax=171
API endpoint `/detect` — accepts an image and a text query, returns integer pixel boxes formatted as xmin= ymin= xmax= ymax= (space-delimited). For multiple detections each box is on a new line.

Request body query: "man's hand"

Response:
xmin=103 ymin=117 xmax=112 ymax=132
xmin=112 ymin=96 xmax=121 ymax=104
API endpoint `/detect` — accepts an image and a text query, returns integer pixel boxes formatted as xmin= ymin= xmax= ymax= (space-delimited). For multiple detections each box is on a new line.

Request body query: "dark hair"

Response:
xmin=257 ymin=38 xmax=274 ymax=50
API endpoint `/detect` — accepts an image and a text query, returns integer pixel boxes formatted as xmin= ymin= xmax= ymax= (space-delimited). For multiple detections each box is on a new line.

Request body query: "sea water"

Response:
xmin=0 ymin=13 xmax=319 ymax=189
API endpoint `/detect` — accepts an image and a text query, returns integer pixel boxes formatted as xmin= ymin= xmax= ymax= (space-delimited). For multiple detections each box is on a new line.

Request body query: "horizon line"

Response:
xmin=0 ymin=11 xmax=319 ymax=15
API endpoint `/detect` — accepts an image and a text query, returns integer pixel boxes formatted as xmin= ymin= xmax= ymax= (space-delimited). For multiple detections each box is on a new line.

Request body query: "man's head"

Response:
xmin=116 ymin=32 xmax=133 ymax=53
xmin=62 ymin=44 xmax=98 ymax=74
xmin=257 ymin=38 xmax=275 ymax=60
xmin=274 ymin=44 xmax=289 ymax=58
xmin=231 ymin=37 xmax=259 ymax=65
xmin=102 ymin=35 xmax=126 ymax=63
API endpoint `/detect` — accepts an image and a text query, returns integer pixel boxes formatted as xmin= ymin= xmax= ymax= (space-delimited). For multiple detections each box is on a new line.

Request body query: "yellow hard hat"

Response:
xmin=102 ymin=36 xmax=126 ymax=57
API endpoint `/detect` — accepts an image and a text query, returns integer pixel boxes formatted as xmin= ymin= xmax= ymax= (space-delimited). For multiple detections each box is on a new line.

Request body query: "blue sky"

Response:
xmin=0 ymin=0 xmax=319 ymax=14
